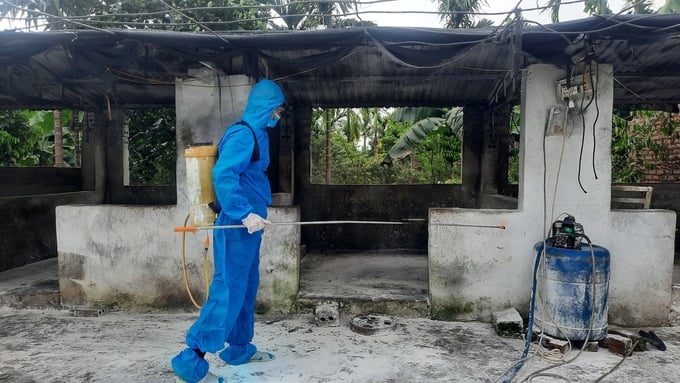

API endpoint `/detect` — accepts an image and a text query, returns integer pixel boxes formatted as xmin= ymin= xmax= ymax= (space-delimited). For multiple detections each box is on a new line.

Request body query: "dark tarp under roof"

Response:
xmin=0 ymin=13 xmax=680 ymax=110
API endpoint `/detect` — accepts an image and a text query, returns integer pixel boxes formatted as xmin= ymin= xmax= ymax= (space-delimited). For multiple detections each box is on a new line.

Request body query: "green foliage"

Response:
xmin=0 ymin=0 xmax=268 ymax=31
xmin=625 ymin=0 xmax=654 ymax=14
xmin=28 ymin=110 xmax=79 ymax=166
xmin=611 ymin=110 xmax=678 ymax=183
xmin=545 ymin=0 xmax=659 ymax=22
xmin=658 ymin=0 xmax=680 ymax=14
xmin=270 ymin=0 xmax=357 ymax=30
xmin=436 ymin=0 xmax=491 ymax=29
xmin=0 ymin=110 xmax=37 ymax=166
xmin=583 ymin=0 xmax=612 ymax=15
xmin=99 ymin=0 xmax=267 ymax=31
xmin=507 ymin=105 xmax=521 ymax=184
xmin=0 ymin=0 xmax=359 ymax=31
xmin=0 ymin=109 xmax=79 ymax=167
xmin=383 ymin=107 xmax=463 ymax=165
xmin=127 ymin=109 xmax=176 ymax=186
xmin=310 ymin=107 xmax=462 ymax=185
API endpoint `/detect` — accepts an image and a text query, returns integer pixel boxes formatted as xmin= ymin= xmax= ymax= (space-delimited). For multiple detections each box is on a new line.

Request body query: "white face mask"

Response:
xmin=267 ymin=113 xmax=280 ymax=128
xmin=267 ymin=107 xmax=283 ymax=128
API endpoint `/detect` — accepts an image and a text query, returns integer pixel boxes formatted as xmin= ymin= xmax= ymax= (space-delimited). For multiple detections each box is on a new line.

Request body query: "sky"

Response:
xmin=357 ymin=0 xmax=669 ymax=28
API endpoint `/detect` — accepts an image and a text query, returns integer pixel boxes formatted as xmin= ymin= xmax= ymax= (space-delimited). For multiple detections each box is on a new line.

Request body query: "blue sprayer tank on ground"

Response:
xmin=533 ymin=242 xmax=611 ymax=341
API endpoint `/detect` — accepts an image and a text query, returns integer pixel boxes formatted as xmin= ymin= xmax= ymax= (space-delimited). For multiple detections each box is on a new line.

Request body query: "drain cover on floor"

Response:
xmin=349 ymin=314 xmax=396 ymax=335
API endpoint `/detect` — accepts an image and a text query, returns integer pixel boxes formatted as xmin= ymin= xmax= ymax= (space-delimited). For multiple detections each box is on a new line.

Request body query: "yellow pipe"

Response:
xmin=180 ymin=214 xmax=211 ymax=309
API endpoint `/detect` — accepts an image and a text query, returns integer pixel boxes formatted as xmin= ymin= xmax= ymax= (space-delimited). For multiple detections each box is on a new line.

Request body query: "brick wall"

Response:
xmin=640 ymin=115 xmax=680 ymax=183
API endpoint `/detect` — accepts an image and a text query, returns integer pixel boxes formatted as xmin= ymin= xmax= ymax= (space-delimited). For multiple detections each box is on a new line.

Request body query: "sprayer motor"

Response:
xmin=550 ymin=215 xmax=584 ymax=249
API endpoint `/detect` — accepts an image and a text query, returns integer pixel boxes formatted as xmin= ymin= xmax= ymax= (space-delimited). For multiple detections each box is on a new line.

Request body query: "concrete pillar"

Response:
xmin=104 ymin=108 xmax=126 ymax=203
xmin=481 ymin=106 xmax=511 ymax=196
xmin=518 ymin=64 xmax=611 ymax=224
xmin=478 ymin=106 xmax=515 ymax=209
xmin=80 ymin=111 xmax=106 ymax=200
xmin=465 ymin=105 xmax=512 ymax=207
xmin=175 ymin=71 xmax=250 ymax=209
xmin=479 ymin=108 xmax=497 ymax=195
xmin=293 ymin=104 xmax=313 ymax=194
xmin=277 ymin=113 xmax=294 ymax=194
xmin=462 ymin=105 xmax=484 ymax=204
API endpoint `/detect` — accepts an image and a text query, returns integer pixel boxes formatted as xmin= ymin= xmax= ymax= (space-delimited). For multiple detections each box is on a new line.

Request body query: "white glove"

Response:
xmin=241 ymin=212 xmax=270 ymax=234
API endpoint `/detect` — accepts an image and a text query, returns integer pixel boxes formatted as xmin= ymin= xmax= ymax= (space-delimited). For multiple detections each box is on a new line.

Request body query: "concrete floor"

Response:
xmin=2 ymin=255 xmax=680 ymax=382
xmin=299 ymin=251 xmax=428 ymax=301
xmin=1 ymin=303 xmax=680 ymax=382
xmin=298 ymin=251 xmax=430 ymax=318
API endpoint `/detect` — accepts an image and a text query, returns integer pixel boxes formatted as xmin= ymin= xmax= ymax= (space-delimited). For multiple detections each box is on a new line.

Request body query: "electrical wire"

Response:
xmin=1 ymin=0 xmax=116 ymax=34
xmin=524 ymin=109 xmax=572 ymax=380
xmin=494 ymin=101 xmax=557 ymax=383
xmin=8 ymin=0 xmax=675 ymax=35
xmin=577 ymin=66 xmax=589 ymax=194
xmin=518 ymin=11 xmax=680 ymax=53
xmin=157 ymin=0 xmax=232 ymax=45
xmin=521 ymin=0 xmax=586 ymax=13
xmin=569 ymin=57 xmax=601 ymax=194
xmin=15 ymin=2 xmax=526 ymax=21
xmin=5 ymin=0 xmax=680 ymax=77
xmin=496 ymin=232 xmax=542 ymax=383
xmin=613 ymin=77 xmax=653 ymax=103
xmin=590 ymin=61 xmax=600 ymax=180
xmin=362 ymin=30 xmax=507 ymax=71
xmin=517 ymin=19 xmax=572 ymax=44
xmin=594 ymin=340 xmax=639 ymax=382
xmin=500 ymin=82 xmax=608 ymax=381
xmin=522 ymin=227 xmax=610 ymax=383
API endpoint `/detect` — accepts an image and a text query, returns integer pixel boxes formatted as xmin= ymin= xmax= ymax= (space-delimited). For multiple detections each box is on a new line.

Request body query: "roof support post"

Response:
xmin=104 ymin=107 xmax=127 ymax=203
xmin=463 ymin=105 xmax=512 ymax=207
xmin=481 ymin=106 xmax=511 ymax=197
xmin=80 ymin=111 xmax=106 ymax=202
xmin=462 ymin=105 xmax=485 ymax=206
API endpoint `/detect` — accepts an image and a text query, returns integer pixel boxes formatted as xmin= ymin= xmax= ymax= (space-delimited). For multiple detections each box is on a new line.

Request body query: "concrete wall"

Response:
xmin=429 ymin=64 xmax=676 ymax=327
xmin=299 ymin=184 xmax=475 ymax=251
xmin=0 ymin=111 xmax=108 ymax=272
xmin=0 ymin=167 xmax=83 ymax=272
xmin=0 ymin=167 xmax=81 ymax=197
xmin=0 ymin=192 xmax=101 ymax=272
xmin=56 ymin=72 xmax=301 ymax=314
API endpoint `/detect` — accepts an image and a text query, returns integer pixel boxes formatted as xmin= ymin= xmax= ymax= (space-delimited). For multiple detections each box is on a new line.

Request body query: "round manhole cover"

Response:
xmin=349 ymin=314 xmax=396 ymax=335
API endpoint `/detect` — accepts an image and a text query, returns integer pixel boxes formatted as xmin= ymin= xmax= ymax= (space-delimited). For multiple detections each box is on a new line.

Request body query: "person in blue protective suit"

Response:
xmin=171 ymin=79 xmax=285 ymax=383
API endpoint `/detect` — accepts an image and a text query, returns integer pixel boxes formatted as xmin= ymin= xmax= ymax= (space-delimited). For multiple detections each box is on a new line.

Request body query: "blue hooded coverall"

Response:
xmin=172 ymin=79 xmax=285 ymax=383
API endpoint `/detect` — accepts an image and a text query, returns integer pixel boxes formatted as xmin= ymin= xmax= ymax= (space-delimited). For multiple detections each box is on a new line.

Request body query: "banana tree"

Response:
xmin=544 ymin=0 xmax=658 ymax=22
xmin=381 ymin=107 xmax=463 ymax=166
xmin=27 ymin=110 xmax=78 ymax=167
xmin=658 ymin=0 xmax=680 ymax=14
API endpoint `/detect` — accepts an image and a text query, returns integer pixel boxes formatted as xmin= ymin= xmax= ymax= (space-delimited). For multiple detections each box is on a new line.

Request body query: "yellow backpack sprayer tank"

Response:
xmin=185 ymin=145 xmax=218 ymax=227
xmin=181 ymin=144 xmax=218 ymax=309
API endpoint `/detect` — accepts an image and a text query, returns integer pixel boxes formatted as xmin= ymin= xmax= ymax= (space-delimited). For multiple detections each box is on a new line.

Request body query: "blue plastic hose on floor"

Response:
xmin=500 ymin=244 xmax=542 ymax=383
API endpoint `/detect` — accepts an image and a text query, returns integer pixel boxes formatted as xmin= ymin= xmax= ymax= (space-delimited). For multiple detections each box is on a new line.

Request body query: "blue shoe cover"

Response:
xmin=218 ymin=343 xmax=257 ymax=366
xmin=171 ymin=348 xmax=209 ymax=383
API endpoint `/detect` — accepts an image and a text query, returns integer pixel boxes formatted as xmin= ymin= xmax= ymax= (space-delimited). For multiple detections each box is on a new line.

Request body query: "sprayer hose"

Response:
xmin=180 ymin=214 xmax=211 ymax=310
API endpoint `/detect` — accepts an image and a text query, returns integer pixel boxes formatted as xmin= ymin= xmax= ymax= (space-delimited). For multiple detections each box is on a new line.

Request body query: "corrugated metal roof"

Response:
xmin=0 ymin=14 xmax=679 ymax=110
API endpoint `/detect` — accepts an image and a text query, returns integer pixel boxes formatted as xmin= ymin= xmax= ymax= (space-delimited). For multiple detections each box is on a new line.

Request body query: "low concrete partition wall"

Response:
xmin=428 ymin=208 xmax=676 ymax=327
xmin=56 ymin=205 xmax=300 ymax=313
